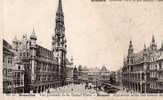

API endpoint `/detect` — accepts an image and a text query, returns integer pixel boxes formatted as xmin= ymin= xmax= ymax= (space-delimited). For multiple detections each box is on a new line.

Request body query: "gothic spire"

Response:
xmin=57 ymin=0 xmax=63 ymax=14
xmin=152 ymin=34 xmax=155 ymax=43
xmin=53 ymin=0 xmax=66 ymax=57
xmin=32 ymin=27 xmax=35 ymax=34
xmin=143 ymin=43 xmax=147 ymax=56
xmin=150 ymin=34 xmax=157 ymax=50
xmin=55 ymin=0 xmax=65 ymax=32
xmin=128 ymin=40 xmax=134 ymax=55
xmin=144 ymin=43 xmax=146 ymax=50
xmin=143 ymin=43 xmax=148 ymax=60
xmin=30 ymin=28 xmax=37 ymax=40
xmin=129 ymin=40 xmax=133 ymax=49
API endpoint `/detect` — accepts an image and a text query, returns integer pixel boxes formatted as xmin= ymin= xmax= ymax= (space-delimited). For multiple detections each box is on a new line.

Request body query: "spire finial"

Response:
xmin=152 ymin=34 xmax=155 ymax=43
xmin=30 ymin=27 xmax=37 ymax=40
xmin=129 ymin=40 xmax=133 ymax=49
xmin=144 ymin=43 xmax=146 ymax=49
xmin=57 ymin=0 xmax=63 ymax=13
xmin=144 ymin=43 xmax=147 ymax=51
xmin=130 ymin=40 xmax=132 ymax=44
xmin=32 ymin=27 xmax=35 ymax=34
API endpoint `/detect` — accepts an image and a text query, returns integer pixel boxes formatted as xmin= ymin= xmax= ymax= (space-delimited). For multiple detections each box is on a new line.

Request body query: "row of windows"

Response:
xmin=122 ymin=73 xmax=145 ymax=80
xmin=101 ymin=76 xmax=109 ymax=80
xmin=37 ymin=63 xmax=58 ymax=72
xmin=14 ymin=72 xmax=24 ymax=78
xmin=128 ymin=56 xmax=158 ymax=64
xmin=159 ymin=73 xmax=163 ymax=79
xmin=123 ymin=66 xmax=144 ymax=72
xmin=3 ymin=69 xmax=12 ymax=76
xmin=150 ymin=83 xmax=159 ymax=89
xmin=3 ymin=56 xmax=13 ymax=65
xmin=130 ymin=66 xmax=144 ymax=72
xmin=37 ymin=48 xmax=53 ymax=59
xmin=36 ymin=56 xmax=54 ymax=62
xmin=149 ymin=63 xmax=159 ymax=70
xmin=20 ymin=52 xmax=30 ymax=57
xmin=14 ymin=80 xmax=24 ymax=86
xmin=124 ymin=61 xmax=163 ymax=72
xmin=24 ymin=64 xmax=30 ymax=71
xmin=36 ymin=74 xmax=56 ymax=82
xmin=129 ymin=73 xmax=145 ymax=80
xmin=150 ymin=72 xmax=158 ymax=78
xmin=159 ymin=62 xmax=163 ymax=69
xmin=149 ymin=61 xmax=163 ymax=70
xmin=3 ymin=81 xmax=12 ymax=88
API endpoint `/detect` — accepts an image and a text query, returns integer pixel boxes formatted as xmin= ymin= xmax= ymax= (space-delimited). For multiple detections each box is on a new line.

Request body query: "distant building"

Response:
xmin=122 ymin=35 xmax=163 ymax=93
xmin=65 ymin=57 xmax=74 ymax=84
xmin=78 ymin=66 xmax=89 ymax=83
xmin=87 ymin=66 xmax=110 ymax=86
xmin=66 ymin=66 xmax=73 ymax=84
xmin=88 ymin=67 xmax=100 ymax=85
xmin=115 ymin=68 xmax=122 ymax=86
xmin=76 ymin=66 xmax=110 ymax=86
xmin=99 ymin=66 xmax=110 ymax=84
xmin=110 ymin=71 xmax=116 ymax=85
xmin=73 ymin=66 xmax=78 ymax=84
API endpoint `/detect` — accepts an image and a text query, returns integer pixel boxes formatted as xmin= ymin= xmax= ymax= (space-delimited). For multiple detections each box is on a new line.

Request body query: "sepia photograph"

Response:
xmin=1 ymin=0 xmax=163 ymax=98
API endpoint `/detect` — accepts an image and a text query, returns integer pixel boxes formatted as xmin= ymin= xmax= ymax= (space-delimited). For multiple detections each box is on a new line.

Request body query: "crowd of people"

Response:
xmin=42 ymin=83 xmax=97 ymax=96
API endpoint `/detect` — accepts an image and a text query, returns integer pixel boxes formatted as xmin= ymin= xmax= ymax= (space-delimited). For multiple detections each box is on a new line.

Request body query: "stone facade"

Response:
xmin=3 ymin=0 xmax=73 ymax=93
xmin=78 ymin=66 xmax=89 ymax=83
xmin=122 ymin=35 xmax=163 ymax=93
xmin=75 ymin=66 xmax=110 ymax=86
xmin=99 ymin=66 xmax=110 ymax=84
xmin=3 ymin=40 xmax=15 ymax=93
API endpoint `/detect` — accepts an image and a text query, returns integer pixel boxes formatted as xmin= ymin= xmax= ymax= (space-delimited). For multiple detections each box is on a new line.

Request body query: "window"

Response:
xmin=17 ymin=72 xmax=20 ymax=78
xmin=8 ymin=58 xmax=12 ymax=64
xmin=3 ymin=69 xmax=7 ymax=76
xmin=18 ymin=66 xmax=20 ymax=70
xmin=8 ymin=69 xmax=12 ymax=73
xmin=20 ymin=53 xmax=22 ymax=56
xmin=23 ymin=52 xmax=25 ymax=56
xmin=159 ymin=62 xmax=162 ymax=69
xmin=141 ymin=73 xmax=144 ymax=80
xmin=21 ymin=80 xmax=23 ymax=85
xmin=155 ymin=65 xmax=157 ymax=70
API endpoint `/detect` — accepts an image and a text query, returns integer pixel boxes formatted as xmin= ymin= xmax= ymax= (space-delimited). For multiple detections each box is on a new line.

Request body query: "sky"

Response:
xmin=2 ymin=0 xmax=163 ymax=71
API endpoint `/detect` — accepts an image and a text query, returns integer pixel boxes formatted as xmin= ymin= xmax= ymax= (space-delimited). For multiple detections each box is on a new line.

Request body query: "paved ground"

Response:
xmin=43 ymin=83 xmax=97 ymax=96
xmin=41 ymin=84 xmax=130 ymax=96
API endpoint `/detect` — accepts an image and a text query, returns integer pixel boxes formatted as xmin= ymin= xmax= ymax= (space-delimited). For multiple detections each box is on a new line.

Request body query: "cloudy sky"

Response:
xmin=2 ymin=0 xmax=163 ymax=71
